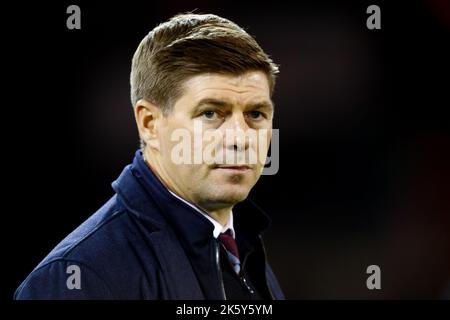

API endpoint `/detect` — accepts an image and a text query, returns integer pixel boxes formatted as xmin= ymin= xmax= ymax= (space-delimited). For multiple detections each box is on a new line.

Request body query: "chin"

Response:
xmin=197 ymin=185 xmax=251 ymax=211
xmin=214 ymin=185 xmax=251 ymax=204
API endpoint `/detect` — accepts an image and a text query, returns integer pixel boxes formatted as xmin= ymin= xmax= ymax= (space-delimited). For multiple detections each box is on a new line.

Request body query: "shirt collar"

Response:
xmin=167 ymin=190 xmax=236 ymax=239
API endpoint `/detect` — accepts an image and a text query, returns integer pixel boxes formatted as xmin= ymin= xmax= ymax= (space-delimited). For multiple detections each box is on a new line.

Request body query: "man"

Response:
xmin=15 ymin=13 xmax=284 ymax=300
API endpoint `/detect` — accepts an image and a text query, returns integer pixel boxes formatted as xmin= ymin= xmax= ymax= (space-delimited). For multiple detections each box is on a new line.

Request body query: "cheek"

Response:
xmin=253 ymin=128 xmax=272 ymax=164
xmin=159 ymin=121 xmax=189 ymax=158
xmin=158 ymin=132 xmax=173 ymax=157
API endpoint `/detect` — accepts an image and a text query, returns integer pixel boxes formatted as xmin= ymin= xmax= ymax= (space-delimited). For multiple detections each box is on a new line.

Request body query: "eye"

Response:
xmin=201 ymin=110 xmax=219 ymax=120
xmin=247 ymin=111 xmax=263 ymax=120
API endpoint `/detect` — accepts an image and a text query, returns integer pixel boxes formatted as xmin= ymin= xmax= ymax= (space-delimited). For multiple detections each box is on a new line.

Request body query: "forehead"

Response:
xmin=179 ymin=71 xmax=271 ymax=106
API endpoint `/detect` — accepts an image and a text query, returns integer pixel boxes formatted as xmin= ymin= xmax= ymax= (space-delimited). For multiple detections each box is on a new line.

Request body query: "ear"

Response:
xmin=134 ymin=99 xmax=162 ymax=151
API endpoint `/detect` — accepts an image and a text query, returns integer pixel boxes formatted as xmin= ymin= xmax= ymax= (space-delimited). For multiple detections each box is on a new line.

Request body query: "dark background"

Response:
xmin=2 ymin=0 xmax=449 ymax=300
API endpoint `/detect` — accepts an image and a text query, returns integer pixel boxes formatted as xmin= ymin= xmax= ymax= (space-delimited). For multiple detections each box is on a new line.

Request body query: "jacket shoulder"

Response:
xmin=14 ymin=258 xmax=114 ymax=299
xmin=15 ymin=195 xmax=162 ymax=299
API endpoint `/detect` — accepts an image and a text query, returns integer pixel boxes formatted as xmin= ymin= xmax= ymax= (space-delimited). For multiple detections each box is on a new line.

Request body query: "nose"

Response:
xmin=222 ymin=112 xmax=250 ymax=152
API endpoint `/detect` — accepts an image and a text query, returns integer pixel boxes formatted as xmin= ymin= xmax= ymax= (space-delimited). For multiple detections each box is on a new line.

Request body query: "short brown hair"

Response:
xmin=130 ymin=13 xmax=279 ymax=114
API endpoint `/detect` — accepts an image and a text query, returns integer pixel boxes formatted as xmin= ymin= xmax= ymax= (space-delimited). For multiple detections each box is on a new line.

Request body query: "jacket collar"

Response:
xmin=112 ymin=150 xmax=272 ymax=298
xmin=114 ymin=150 xmax=271 ymax=235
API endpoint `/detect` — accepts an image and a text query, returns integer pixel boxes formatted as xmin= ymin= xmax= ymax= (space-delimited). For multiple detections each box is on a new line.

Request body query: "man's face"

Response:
xmin=153 ymin=71 xmax=273 ymax=212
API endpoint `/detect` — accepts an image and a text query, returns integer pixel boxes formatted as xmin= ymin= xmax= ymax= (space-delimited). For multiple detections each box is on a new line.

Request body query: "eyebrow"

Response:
xmin=191 ymin=98 xmax=274 ymax=115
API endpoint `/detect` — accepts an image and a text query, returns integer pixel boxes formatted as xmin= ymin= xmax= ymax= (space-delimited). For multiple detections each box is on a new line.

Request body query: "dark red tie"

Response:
xmin=218 ymin=230 xmax=241 ymax=274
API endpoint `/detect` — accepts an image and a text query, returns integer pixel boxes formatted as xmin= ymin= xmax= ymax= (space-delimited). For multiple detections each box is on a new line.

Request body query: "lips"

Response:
xmin=213 ymin=165 xmax=251 ymax=171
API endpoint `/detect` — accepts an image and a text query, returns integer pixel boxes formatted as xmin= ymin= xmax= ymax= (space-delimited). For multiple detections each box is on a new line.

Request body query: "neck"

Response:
xmin=204 ymin=207 xmax=232 ymax=226
xmin=142 ymin=149 xmax=233 ymax=226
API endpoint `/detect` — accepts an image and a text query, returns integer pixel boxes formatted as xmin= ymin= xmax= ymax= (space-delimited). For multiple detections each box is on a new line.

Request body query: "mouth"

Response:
xmin=213 ymin=165 xmax=252 ymax=172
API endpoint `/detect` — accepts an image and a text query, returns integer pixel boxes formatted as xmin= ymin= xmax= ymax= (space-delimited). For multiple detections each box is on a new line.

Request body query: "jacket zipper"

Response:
xmin=239 ymin=249 xmax=255 ymax=295
xmin=216 ymin=236 xmax=276 ymax=300
xmin=217 ymin=240 xmax=255 ymax=297
xmin=240 ymin=275 xmax=255 ymax=294
xmin=219 ymin=241 xmax=256 ymax=297
xmin=214 ymin=241 xmax=227 ymax=300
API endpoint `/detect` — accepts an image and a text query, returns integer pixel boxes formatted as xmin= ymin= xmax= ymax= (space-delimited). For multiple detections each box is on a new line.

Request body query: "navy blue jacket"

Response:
xmin=15 ymin=151 xmax=284 ymax=300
